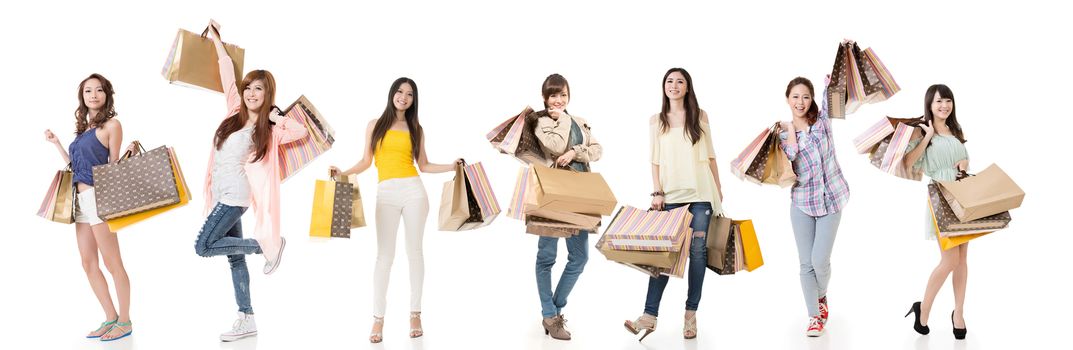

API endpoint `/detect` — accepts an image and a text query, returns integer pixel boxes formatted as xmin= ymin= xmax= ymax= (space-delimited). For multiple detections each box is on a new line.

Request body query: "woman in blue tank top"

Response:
xmin=43 ymin=74 xmax=136 ymax=342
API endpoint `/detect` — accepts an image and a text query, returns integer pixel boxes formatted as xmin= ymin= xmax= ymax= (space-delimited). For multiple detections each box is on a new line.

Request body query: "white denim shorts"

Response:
xmin=74 ymin=188 xmax=105 ymax=225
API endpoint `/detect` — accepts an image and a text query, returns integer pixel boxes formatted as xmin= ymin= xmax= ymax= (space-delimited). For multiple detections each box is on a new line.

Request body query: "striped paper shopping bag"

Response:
xmin=603 ymin=206 xmax=691 ymax=252
xmin=279 ymin=95 xmax=335 ymax=182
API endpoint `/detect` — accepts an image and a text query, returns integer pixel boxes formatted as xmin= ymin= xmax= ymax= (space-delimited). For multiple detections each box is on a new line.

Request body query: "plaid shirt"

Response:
xmin=778 ymin=90 xmax=850 ymax=217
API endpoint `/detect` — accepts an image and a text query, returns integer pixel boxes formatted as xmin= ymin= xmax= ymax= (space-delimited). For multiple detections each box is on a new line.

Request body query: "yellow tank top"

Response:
xmin=374 ymin=129 xmax=419 ymax=182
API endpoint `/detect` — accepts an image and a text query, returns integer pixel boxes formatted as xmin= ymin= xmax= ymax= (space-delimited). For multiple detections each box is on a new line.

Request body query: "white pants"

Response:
xmin=373 ymin=176 xmax=429 ymax=317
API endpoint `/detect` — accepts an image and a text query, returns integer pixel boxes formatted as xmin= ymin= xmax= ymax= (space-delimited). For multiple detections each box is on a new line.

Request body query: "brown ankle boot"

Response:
xmin=542 ymin=315 xmax=571 ymax=340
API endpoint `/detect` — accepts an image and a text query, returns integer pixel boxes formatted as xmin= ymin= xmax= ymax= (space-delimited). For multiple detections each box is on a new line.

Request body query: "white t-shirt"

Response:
xmin=211 ymin=125 xmax=254 ymax=207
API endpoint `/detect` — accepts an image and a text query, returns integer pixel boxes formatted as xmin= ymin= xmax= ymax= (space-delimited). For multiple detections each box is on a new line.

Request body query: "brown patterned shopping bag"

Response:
xmin=92 ymin=143 xmax=180 ymax=220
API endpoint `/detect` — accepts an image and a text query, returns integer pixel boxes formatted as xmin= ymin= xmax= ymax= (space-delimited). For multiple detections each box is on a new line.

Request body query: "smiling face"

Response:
xmin=664 ymin=71 xmax=688 ymax=100
xmin=393 ymin=82 xmax=414 ymax=112
xmin=930 ymin=92 xmax=954 ymax=122
xmin=81 ymin=78 xmax=105 ymax=112
xmin=786 ymin=83 xmax=813 ymax=119
xmin=243 ymin=79 xmax=266 ymax=112
xmin=545 ymin=86 xmax=569 ymax=111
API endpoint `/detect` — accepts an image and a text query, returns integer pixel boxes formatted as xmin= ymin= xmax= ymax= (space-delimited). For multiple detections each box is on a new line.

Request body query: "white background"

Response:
xmin=1 ymin=1 xmax=1069 ymax=349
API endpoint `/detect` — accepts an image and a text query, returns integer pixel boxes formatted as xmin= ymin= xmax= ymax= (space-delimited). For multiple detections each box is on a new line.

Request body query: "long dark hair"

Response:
xmin=74 ymin=73 xmax=117 ymax=135
xmin=658 ymin=68 xmax=703 ymax=145
xmin=923 ymin=84 xmax=966 ymax=143
xmin=369 ymin=77 xmax=422 ymax=160
xmin=214 ymin=70 xmax=276 ymax=162
xmin=785 ymin=77 xmax=820 ymax=126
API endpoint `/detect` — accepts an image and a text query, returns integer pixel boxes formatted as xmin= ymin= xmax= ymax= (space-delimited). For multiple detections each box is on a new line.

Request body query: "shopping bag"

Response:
xmin=279 ymin=95 xmax=335 ymax=182
xmin=439 ymin=161 xmax=501 ymax=231
xmin=161 ymin=25 xmax=244 ymax=93
xmin=37 ymin=165 xmax=75 ymax=224
xmin=936 ymin=164 xmax=1024 ymax=222
xmin=730 ymin=125 xmax=774 ymax=181
xmin=487 ymin=106 xmax=550 ymax=166
xmin=92 ymin=143 xmax=180 ymax=220
xmin=106 ymin=147 xmax=191 ymax=232
xmin=309 ymin=171 xmax=359 ymax=238
xmin=706 ymin=215 xmax=736 ymax=275
xmin=856 ymin=116 xmax=924 ymax=181
xmin=602 ymin=206 xmax=691 ymax=252
xmin=928 ymin=183 xmax=1010 ymax=238
xmin=527 ymin=165 xmax=616 ymax=216
xmin=736 ymin=219 xmax=763 ymax=271
xmin=761 ymin=125 xmax=797 ymax=187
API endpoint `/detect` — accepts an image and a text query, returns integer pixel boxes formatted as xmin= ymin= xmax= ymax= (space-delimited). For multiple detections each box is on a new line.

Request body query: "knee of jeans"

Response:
xmin=566 ymin=252 xmax=588 ymax=268
xmin=194 ymin=243 xmax=210 ymax=257
xmin=799 ymin=263 xmax=815 ymax=274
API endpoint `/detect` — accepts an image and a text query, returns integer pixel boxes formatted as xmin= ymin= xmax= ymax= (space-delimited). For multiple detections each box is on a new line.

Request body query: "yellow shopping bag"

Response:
xmin=736 ymin=219 xmax=764 ymax=271
xmin=106 ymin=148 xmax=190 ymax=232
xmin=309 ymin=178 xmax=336 ymax=238
xmin=929 ymin=196 xmax=991 ymax=250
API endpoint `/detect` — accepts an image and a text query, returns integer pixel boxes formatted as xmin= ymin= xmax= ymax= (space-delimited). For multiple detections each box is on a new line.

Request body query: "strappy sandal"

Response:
xmin=100 ymin=321 xmax=133 ymax=342
xmin=624 ymin=313 xmax=657 ymax=341
xmin=684 ymin=311 xmax=698 ymax=339
xmin=86 ymin=318 xmax=118 ymax=338
xmin=370 ymin=316 xmax=384 ymax=343
xmin=410 ymin=312 xmax=424 ymax=338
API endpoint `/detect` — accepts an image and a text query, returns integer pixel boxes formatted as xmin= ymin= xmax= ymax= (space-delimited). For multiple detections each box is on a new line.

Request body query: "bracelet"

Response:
xmin=650 ymin=191 xmax=665 ymax=197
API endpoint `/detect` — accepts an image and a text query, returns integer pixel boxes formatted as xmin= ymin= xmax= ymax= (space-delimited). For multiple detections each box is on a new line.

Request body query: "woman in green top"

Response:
xmin=902 ymin=84 xmax=970 ymax=340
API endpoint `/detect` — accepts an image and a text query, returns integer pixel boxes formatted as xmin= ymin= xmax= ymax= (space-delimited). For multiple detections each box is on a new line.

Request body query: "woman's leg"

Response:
xmin=400 ymin=183 xmax=429 ymax=335
xmin=536 ymin=236 xmax=559 ymax=318
xmin=811 ymin=211 xmax=842 ymax=305
xmin=92 ymin=223 xmax=132 ymax=340
xmin=951 ymin=242 xmax=969 ymax=327
xmin=194 ymin=204 xmax=259 ymax=257
xmin=224 ymin=220 xmax=253 ymax=315
xmin=920 ymin=241 xmax=962 ymax=325
xmin=553 ymin=231 xmax=589 ymax=314
xmin=76 ymin=223 xmax=117 ymax=336
xmin=400 ymin=186 xmax=429 ymax=314
xmin=684 ymin=202 xmax=712 ymax=312
xmin=373 ymin=186 xmax=403 ymax=318
xmin=790 ymin=206 xmax=820 ymax=318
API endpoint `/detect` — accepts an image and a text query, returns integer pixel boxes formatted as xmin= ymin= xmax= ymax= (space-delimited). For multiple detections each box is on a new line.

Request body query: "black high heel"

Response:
xmin=951 ymin=311 xmax=967 ymax=340
xmin=904 ymin=302 xmax=930 ymax=335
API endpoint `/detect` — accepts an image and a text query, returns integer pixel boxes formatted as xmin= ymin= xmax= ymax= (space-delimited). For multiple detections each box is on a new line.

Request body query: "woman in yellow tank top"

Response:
xmin=331 ymin=78 xmax=460 ymax=343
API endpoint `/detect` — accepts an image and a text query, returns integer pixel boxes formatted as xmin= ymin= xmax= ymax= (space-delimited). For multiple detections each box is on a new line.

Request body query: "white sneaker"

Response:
xmin=220 ymin=312 xmax=257 ymax=342
xmin=263 ymin=237 xmax=286 ymax=275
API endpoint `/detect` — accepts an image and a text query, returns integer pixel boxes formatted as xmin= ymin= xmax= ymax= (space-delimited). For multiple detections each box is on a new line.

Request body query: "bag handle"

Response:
xmin=117 ymin=140 xmax=146 ymax=163
xmin=200 ymin=19 xmax=222 ymax=39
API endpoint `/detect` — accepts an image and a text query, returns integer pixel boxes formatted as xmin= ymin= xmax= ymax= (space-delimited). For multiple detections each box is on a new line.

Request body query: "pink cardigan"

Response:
xmin=202 ymin=57 xmax=307 ymax=259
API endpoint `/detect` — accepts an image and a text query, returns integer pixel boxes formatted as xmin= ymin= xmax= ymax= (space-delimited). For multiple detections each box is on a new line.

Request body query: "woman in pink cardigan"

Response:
xmin=193 ymin=22 xmax=307 ymax=342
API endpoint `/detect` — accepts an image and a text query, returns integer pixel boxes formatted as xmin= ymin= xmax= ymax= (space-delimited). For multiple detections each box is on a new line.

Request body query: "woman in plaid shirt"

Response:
xmin=778 ymin=76 xmax=850 ymax=337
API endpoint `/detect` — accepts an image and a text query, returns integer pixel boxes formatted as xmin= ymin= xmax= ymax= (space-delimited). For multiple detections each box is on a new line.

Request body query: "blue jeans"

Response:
xmin=643 ymin=202 xmax=712 ymax=316
xmin=535 ymin=231 xmax=589 ymax=318
xmin=789 ymin=205 xmax=843 ymax=317
xmin=195 ymin=203 xmax=262 ymax=314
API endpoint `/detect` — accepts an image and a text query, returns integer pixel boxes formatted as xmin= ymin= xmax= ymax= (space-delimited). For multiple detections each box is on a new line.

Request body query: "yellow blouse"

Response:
xmin=650 ymin=120 xmax=723 ymax=214
xmin=374 ymin=129 xmax=419 ymax=182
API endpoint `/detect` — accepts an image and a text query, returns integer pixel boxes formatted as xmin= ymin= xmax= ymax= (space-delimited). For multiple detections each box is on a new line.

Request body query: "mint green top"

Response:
xmin=909 ymin=134 xmax=968 ymax=240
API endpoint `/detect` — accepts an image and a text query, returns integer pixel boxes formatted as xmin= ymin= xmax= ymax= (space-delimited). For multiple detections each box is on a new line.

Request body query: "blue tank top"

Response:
xmin=68 ymin=128 xmax=110 ymax=186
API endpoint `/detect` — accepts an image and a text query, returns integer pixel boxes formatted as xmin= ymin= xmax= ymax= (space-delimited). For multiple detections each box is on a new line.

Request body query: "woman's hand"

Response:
xmin=920 ymin=120 xmax=935 ymax=138
xmin=650 ymin=194 xmax=665 ymax=211
xmin=556 ymin=149 xmax=576 ymax=167
xmin=329 ymin=165 xmax=342 ymax=176
xmin=955 ymin=159 xmax=969 ymax=172
xmin=44 ymin=129 xmax=59 ymax=144
xmin=780 ymin=120 xmax=795 ymax=132
xmin=547 ymin=108 xmax=566 ymax=119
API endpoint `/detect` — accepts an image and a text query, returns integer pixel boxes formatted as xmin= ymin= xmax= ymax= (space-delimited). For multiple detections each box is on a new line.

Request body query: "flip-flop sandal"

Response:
xmin=100 ymin=321 xmax=133 ymax=342
xmin=86 ymin=319 xmax=118 ymax=339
